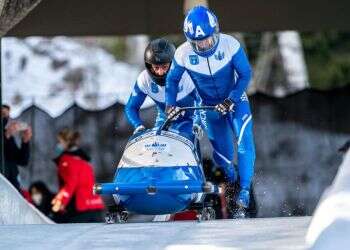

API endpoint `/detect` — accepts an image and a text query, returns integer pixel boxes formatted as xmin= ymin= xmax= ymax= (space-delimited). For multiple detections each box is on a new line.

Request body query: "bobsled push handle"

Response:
xmin=158 ymin=106 xmax=216 ymax=133
xmin=93 ymin=181 xmax=221 ymax=195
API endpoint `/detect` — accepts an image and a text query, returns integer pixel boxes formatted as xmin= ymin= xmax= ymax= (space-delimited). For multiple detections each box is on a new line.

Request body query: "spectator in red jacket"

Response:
xmin=51 ymin=128 xmax=105 ymax=223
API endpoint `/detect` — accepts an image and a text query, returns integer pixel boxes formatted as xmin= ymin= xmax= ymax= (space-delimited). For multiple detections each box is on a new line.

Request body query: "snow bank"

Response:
xmin=306 ymin=149 xmax=350 ymax=249
xmin=2 ymin=37 xmax=152 ymax=118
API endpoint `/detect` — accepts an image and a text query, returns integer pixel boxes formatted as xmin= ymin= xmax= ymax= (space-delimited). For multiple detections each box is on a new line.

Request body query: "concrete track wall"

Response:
xmin=0 ymin=173 xmax=53 ymax=224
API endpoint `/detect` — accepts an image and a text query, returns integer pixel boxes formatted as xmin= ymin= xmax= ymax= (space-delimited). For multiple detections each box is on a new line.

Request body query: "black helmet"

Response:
xmin=144 ymin=38 xmax=176 ymax=86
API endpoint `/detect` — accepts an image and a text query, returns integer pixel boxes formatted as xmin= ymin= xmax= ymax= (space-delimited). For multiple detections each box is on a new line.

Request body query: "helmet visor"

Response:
xmin=189 ymin=33 xmax=219 ymax=54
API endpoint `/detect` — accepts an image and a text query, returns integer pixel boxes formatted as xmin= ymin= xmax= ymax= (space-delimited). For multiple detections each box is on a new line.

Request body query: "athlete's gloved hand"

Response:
xmin=192 ymin=124 xmax=204 ymax=139
xmin=133 ymin=125 xmax=146 ymax=134
xmin=215 ymin=98 xmax=235 ymax=115
xmin=166 ymin=106 xmax=185 ymax=121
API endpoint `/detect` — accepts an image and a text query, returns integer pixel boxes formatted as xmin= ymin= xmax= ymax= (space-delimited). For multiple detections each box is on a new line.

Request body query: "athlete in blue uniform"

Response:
xmin=125 ymin=38 xmax=201 ymax=141
xmin=165 ymin=6 xmax=256 ymax=217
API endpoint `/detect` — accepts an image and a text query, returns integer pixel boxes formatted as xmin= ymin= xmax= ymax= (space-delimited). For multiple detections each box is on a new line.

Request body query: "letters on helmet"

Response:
xmin=184 ymin=17 xmax=194 ymax=35
xmin=184 ymin=8 xmax=217 ymax=39
xmin=207 ymin=11 xmax=216 ymax=28
xmin=195 ymin=25 xmax=205 ymax=38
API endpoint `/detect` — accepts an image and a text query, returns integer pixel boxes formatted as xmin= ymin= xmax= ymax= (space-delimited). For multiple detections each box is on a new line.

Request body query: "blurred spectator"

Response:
xmin=1 ymin=104 xmax=32 ymax=191
xmin=29 ymin=181 xmax=58 ymax=222
xmin=51 ymin=128 xmax=104 ymax=223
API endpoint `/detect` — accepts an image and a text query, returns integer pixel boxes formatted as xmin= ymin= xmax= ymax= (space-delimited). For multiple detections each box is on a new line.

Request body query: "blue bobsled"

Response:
xmin=94 ymin=107 xmax=220 ymax=220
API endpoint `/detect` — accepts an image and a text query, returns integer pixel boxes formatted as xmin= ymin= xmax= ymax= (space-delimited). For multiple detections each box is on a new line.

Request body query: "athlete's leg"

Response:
xmin=202 ymin=110 xmax=236 ymax=182
xmin=230 ymin=100 xmax=256 ymax=190
xmin=228 ymin=98 xmax=256 ymax=210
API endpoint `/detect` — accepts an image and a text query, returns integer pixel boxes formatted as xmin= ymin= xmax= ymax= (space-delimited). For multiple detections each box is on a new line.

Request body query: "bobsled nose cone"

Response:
xmin=93 ymin=184 xmax=102 ymax=195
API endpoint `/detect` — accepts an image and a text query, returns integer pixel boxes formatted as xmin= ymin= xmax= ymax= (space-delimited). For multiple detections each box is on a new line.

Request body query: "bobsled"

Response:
xmin=94 ymin=107 xmax=220 ymax=223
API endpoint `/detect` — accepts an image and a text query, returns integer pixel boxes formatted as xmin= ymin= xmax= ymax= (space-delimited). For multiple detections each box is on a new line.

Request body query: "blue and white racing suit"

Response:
xmin=166 ymin=34 xmax=255 ymax=189
xmin=125 ymin=69 xmax=199 ymax=141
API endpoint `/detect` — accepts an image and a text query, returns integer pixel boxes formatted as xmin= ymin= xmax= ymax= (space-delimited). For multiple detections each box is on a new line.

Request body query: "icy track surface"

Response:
xmin=0 ymin=217 xmax=310 ymax=250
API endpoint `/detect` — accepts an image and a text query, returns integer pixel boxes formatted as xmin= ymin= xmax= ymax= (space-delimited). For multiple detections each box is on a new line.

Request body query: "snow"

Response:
xmin=2 ymin=37 xmax=153 ymax=118
xmin=0 ymin=217 xmax=310 ymax=249
xmin=306 ymin=149 xmax=350 ymax=249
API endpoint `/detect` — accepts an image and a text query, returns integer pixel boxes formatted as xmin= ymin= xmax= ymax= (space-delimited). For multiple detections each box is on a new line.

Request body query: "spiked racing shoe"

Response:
xmin=233 ymin=188 xmax=250 ymax=218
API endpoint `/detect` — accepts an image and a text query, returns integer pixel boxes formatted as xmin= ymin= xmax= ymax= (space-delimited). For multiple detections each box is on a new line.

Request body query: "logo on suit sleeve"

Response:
xmin=151 ymin=82 xmax=159 ymax=93
xmin=189 ymin=55 xmax=199 ymax=65
xmin=214 ymin=51 xmax=225 ymax=61
xmin=240 ymin=92 xmax=248 ymax=102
